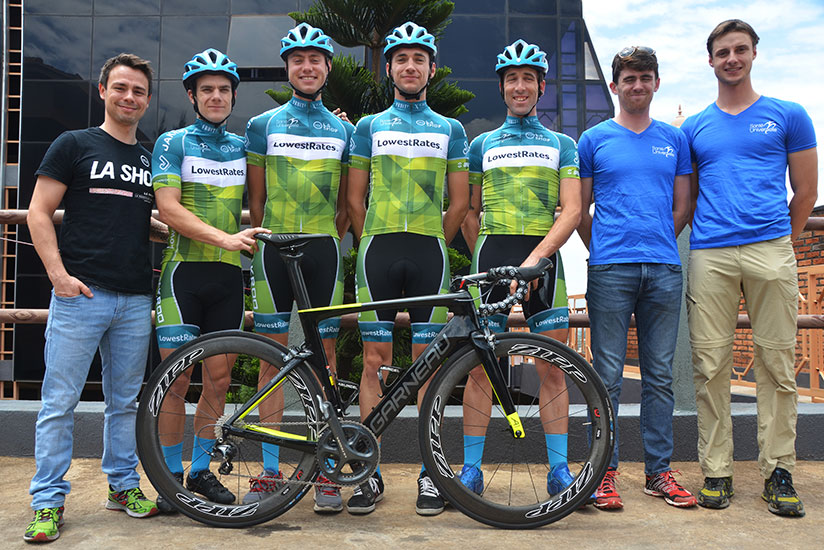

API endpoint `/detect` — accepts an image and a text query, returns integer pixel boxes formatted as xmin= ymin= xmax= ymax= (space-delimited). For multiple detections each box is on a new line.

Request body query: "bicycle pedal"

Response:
xmin=377 ymin=364 xmax=402 ymax=394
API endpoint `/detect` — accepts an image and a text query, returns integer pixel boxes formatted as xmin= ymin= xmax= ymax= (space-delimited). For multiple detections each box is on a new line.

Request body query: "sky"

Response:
xmin=560 ymin=0 xmax=824 ymax=295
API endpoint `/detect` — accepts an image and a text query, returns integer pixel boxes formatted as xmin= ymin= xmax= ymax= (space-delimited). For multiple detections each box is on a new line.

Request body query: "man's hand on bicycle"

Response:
xmin=223 ymin=227 xmax=271 ymax=254
xmin=510 ymin=254 xmax=551 ymax=301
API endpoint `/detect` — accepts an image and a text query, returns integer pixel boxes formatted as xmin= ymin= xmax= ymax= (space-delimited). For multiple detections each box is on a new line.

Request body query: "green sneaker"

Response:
xmin=762 ymin=468 xmax=805 ymax=517
xmin=23 ymin=506 xmax=64 ymax=543
xmin=697 ymin=476 xmax=733 ymax=509
xmin=106 ymin=486 xmax=159 ymax=518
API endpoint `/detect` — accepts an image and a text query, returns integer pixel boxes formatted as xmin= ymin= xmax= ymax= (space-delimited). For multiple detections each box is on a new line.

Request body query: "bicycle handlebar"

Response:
xmin=457 ymin=257 xmax=553 ymax=317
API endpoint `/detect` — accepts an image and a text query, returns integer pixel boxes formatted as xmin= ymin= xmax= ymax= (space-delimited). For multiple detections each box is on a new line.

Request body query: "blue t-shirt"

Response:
xmin=579 ymin=119 xmax=691 ymax=265
xmin=681 ymin=96 xmax=816 ymax=249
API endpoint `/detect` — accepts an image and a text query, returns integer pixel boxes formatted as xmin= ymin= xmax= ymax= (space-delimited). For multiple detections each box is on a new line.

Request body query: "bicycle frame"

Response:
xmin=218 ymin=241 xmax=525 ymax=456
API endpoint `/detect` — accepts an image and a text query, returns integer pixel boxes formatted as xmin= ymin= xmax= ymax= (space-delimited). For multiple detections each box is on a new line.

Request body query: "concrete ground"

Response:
xmin=2 ymin=458 xmax=821 ymax=550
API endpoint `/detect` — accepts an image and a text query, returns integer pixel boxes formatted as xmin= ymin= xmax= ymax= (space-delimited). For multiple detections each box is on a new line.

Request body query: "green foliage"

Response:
xmin=447 ymin=246 xmax=470 ymax=275
xmin=267 ymin=0 xmax=474 ymax=121
xmin=289 ymin=0 xmax=455 ymax=55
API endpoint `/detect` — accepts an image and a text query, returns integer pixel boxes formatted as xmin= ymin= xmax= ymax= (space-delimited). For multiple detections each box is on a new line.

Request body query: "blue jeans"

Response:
xmin=30 ymin=287 xmax=152 ymax=509
xmin=586 ymin=263 xmax=682 ymax=475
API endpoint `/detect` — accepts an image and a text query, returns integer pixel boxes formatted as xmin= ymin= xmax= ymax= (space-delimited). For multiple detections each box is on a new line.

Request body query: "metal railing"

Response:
xmin=1 ymin=209 xmax=823 ymax=402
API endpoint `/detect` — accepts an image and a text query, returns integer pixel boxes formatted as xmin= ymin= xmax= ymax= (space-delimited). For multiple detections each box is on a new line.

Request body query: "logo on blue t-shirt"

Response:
xmin=749 ymin=121 xmax=778 ymax=134
xmin=651 ymin=145 xmax=675 ymax=158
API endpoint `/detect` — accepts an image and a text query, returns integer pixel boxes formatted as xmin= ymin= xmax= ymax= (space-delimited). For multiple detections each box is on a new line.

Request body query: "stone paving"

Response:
xmin=2 ymin=458 xmax=821 ymax=549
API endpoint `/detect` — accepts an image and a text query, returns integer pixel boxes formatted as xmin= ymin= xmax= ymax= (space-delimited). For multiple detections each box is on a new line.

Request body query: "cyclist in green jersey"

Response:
xmin=460 ymin=40 xmax=585 ymax=501
xmin=243 ymin=23 xmax=354 ymax=513
xmin=347 ymin=21 xmax=469 ymax=516
xmin=152 ymin=49 xmax=267 ymax=511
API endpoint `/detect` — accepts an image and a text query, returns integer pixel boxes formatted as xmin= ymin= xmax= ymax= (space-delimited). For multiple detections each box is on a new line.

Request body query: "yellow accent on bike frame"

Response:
xmin=237 ymin=376 xmax=287 ymax=422
xmin=298 ymin=302 xmax=362 ymax=313
xmin=483 ymin=366 xmax=525 ymax=438
xmin=505 ymin=412 xmax=526 ymax=439
xmin=245 ymin=425 xmax=308 ymax=441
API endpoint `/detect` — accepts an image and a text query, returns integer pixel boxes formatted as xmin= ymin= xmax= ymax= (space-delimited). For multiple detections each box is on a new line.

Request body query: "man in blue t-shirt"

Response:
xmin=681 ymin=19 xmax=817 ymax=517
xmin=578 ymin=46 xmax=693 ymax=511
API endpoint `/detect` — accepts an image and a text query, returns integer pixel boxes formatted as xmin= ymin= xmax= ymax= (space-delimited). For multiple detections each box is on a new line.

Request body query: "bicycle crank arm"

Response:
xmin=319 ymin=399 xmax=377 ymax=465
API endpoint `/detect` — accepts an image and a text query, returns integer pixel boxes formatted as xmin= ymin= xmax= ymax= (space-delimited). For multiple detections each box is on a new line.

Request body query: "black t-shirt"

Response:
xmin=35 ymin=127 xmax=154 ymax=294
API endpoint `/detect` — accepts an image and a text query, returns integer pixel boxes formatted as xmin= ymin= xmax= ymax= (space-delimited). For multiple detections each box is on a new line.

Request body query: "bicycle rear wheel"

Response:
xmin=137 ymin=331 xmax=323 ymax=527
xmin=419 ymin=333 xmax=613 ymax=529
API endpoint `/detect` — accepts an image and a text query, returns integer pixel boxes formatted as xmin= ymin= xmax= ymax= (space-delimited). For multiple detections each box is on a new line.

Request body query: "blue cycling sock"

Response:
xmin=546 ymin=433 xmax=568 ymax=470
xmin=262 ymin=443 xmax=279 ymax=473
xmin=161 ymin=442 xmax=184 ymax=475
xmin=375 ymin=445 xmax=381 ymax=478
xmin=463 ymin=435 xmax=485 ymax=468
xmin=190 ymin=436 xmax=214 ymax=475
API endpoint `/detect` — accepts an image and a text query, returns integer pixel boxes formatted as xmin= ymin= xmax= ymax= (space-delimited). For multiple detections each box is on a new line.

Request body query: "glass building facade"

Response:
xmin=3 ymin=0 xmax=612 ymax=387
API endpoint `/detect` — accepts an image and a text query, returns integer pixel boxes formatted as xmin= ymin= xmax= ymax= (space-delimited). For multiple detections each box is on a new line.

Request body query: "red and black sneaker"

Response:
xmin=644 ymin=470 xmax=697 ymax=508
xmin=594 ymin=468 xmax=623 ymax=510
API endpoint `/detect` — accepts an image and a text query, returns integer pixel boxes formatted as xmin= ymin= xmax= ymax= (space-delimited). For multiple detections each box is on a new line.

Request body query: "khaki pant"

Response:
xmin=686 ymin=236 xmax=798 ymax=479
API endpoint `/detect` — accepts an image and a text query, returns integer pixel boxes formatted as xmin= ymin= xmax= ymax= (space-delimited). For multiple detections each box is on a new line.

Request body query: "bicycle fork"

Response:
xmin=471 ymin=331 xmax=525 ymax=438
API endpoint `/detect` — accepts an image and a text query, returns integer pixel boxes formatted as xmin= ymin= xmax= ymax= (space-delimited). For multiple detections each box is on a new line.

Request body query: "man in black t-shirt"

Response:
xmin=24 ymin=54 xmax=160 ymax=543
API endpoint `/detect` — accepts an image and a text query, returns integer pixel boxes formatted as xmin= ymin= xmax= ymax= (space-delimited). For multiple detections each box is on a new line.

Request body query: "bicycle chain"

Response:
xmin=212 ymin=415 xmax=375 ymax=488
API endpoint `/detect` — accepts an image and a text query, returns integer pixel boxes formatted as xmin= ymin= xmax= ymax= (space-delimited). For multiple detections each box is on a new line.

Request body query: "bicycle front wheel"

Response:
xmin=419 ymin=333 xmax=613 ymax=529
xmin=137 ymin=331 xmax=323 ymax=527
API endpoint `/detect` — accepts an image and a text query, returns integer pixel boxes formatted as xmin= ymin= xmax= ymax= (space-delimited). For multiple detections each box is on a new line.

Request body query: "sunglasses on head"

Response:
xmin=617 ymin=46 xmax=656 ymax=58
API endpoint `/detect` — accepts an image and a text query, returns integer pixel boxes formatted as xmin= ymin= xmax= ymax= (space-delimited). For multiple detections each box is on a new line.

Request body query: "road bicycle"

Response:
xmin=136 ymin=233 xmax=613 ymax=529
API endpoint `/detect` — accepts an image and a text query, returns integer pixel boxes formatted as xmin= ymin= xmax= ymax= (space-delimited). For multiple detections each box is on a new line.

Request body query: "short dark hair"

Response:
xmin=706 ymin=19 xmax=759 ymax=56
xmin=611 ymin=49 xmax=658 ymax=83
xmin=99 ymin=53 xmax=154 ymax=95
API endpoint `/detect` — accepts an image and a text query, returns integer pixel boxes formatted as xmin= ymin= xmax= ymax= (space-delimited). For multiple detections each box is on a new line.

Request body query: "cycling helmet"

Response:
xmin=495 ymin=39 xmax=548 ymax=77
xmin=182 ymin=48 xmax=239 ymax=90
xmin=383 ymin=21 xmax=437 ymax=60
xmin=280 ymin=23 xmax=334 ymax=60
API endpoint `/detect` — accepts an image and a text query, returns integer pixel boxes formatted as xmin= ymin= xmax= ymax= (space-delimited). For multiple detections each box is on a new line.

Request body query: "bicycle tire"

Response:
xmin=419 ymin=333 xmax=613 ymax=529
xmin=136 ymin=330 xmax=323 ymax=527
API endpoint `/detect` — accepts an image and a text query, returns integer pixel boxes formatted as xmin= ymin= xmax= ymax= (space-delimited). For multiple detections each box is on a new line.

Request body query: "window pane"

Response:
xmin=94 ymin=0 xmax=159 ymax=15
xmin=439 ymin=16 xmax=506 ymax=79
xmin=21 ymin=81 xmax=90 ymax=141
xmin=92 ymin=17 xmax=160 ymax=75
xmin=163 ymin=0 xmax=228 ymax=14
xmin=24 ymin=0 xmax=91 ymax=15
xmin=231 ymin=0 xmax=298 ymax=14
xmin=228 ymin=16 xmax=295 ymax=68
xmin=24 ymin=17 xmax=92 ymax=79
xmin=510 ymin=0 xmax=557 ymax=16
xmin=160 ymin=17 xmax=230 ymax=79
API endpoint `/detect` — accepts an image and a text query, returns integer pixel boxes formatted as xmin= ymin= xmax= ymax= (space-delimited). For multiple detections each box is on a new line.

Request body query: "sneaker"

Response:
xmin=346 ymin=472 xmax=384 ymax=515
xmin=313 ymin=474 xmax=343 ymax=513
xmin=547 ymin=464 xmax=596 ymax=506
xmin=644 ymin=470 xmax=697 ymax=508
xmin=186 ymin=470 xmax=235 ymax=504
xmin=242 ymin=470 xmax=284 ymax=504
xmin=762 ymin=468 xmax=805 ymax=517
xmin=155 ymin=472 xmax=183 ymax=514
xmin=415 ymin=471 xmax=444 ymax=516
xmin=23 ymin=507 xmax=64 ymax=543
xmin=594 ymin=468 xmax=623 ymax=510
xmin=697 ymin=476 xmax=733 ymax=509
xmin=106 ymin=486 xmax=158 ymax=518
xmin=458 ymin=464 xmax=484 ymax=495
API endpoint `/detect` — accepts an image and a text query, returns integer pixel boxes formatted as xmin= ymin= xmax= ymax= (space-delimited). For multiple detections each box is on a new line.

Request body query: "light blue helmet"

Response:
xmin=183 ymin=48 xmax=239 ymax=90
xmin=495 ymin=39 xmax=548 ymax=77
xmin=280 ymin=23 xmax=334 ymax=60
xmin=383 ymin=21 xmax=437 ymax=60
